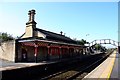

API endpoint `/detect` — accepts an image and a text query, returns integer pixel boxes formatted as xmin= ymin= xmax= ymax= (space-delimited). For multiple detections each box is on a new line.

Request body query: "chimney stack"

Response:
xmin=60 ymin=31 xmax=63 ymax=35
xmin=28 ymin=9 xmax=36 ymax=22
xmin=26 ymin=9 xmax=37 ymax=26
xmin=22 ymin=9 xmax=37 ymax=38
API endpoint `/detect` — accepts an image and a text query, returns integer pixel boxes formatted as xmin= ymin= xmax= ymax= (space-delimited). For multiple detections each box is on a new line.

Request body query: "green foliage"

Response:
xmin=95 ymin=44 xmax=101 ymax=50
xmin=0 ymin=32 xmax=14 ymax=42
xmin=76 ymin=39 xmax=87 ymax=45
xmin=94 ymin=44 xmax=106 ymax=51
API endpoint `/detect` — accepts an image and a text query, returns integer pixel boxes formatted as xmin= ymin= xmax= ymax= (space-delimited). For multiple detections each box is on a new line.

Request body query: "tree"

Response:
xmin=94 ymin=44 xmax=106 ymax=52
xmin=0 ymin=32 xmax=14 ymax=42
xmin=94 ymin=44 xmax=101 ymax=50
xmin=76 ymin=39 xmax=87 ymax=45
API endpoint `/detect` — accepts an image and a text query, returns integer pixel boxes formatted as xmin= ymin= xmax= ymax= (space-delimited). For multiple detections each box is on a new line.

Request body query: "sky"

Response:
xmin=0 ymin=2 xmax=118 ymax=47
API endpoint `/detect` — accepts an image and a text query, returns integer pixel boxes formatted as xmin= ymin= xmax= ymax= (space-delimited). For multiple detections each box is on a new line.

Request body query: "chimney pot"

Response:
xmin=28 ymin=9 xmax=36 ymax=22
xmin=60 ymin=31 xmax=63 ymax=35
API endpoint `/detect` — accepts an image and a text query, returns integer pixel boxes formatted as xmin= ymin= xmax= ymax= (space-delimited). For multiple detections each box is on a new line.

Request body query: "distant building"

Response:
xmin=0 ymin=10 xmax=85 ymax=62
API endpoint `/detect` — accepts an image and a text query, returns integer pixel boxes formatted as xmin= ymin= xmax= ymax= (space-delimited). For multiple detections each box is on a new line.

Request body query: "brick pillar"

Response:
xmin=47 ymin=46 xmax=50 ymax=60
xmin=67 ymin=47 xmax=69 ymax=57
xmin=34 ymin=44 xmax=38 ymax=63
xmin=59 ymin=47 xmax=61 ymax=59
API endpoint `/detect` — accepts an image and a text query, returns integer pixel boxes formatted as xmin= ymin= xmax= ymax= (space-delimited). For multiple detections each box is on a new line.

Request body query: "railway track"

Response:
xmin=70 ymin=51 xmax=114 ymax=80
xmin=38 ymin=51 xmax=113 ymax=80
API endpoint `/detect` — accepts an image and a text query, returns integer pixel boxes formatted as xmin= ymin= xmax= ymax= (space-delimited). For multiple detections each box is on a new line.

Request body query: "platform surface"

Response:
xmin=0 ymin=59 xmax=58 ymax=71
xmin=83 ymin=50 xmax=120 ymax=80
xmin=0 ymin=57 xmax=80 ymax=71
xmin=110 ymin=51 xmax=120 ymax=79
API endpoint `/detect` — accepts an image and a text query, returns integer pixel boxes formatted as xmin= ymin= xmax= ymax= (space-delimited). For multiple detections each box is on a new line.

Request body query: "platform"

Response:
xmin=0 ymin=59 xmax=67 ymax=71
xmin=83 ymin=50 xmax=119 ymax=80
xmin=1 ymin=56 xmax=86 ymax=80
xmin=0 ymin=56 xmax=83 ymax=71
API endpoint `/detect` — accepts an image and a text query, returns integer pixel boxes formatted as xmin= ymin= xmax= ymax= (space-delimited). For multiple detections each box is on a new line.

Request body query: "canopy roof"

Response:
xmin=34 ymin=28 xmax=76 ymax=44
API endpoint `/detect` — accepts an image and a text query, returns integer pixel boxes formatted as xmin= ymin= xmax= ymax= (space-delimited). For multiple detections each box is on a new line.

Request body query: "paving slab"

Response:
xmin=83 ymin=51 xmax=116 ymax=79
xmin=0 ymin=57 xmax=81 ymax=71
xmin=0 ymin=59 xmax=58 ymax=71
xmin=110 ymin=52 xmax=120 ymax=79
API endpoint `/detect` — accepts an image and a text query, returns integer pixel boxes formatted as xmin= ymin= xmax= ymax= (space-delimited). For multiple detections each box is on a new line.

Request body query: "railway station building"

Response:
xmin=0 ymin=10 xmax=85 ymax=62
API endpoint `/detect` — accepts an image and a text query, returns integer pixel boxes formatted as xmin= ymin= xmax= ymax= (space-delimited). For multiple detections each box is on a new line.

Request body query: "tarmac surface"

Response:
xmin=83 ymin=50 xmax=119 ymax=79
xmin=0 ymin=57 xmax=79 ymax=71
xmin=110 ymin=52 xmax=120 ymax=79
xmin=0 ymin=59 xmax=54 ymax=71
xmin=1 ymin=59 xmax=22 ymax=67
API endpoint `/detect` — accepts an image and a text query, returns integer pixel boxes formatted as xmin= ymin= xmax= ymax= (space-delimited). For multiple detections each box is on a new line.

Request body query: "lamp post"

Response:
xmin=85 ymin=34 xmax=90 ymax=55
xmin=86 ymin=34 xmax=90 ymax=43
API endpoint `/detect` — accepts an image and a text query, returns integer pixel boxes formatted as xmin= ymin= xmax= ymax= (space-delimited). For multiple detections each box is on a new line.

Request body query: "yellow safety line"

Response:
xmin=107 ymin=51 xmax=116 ymax=80
xmin=98 ymin=51 xmax=116 ymax=80
xmin=83 ymin=51 xmax=116 ymax=80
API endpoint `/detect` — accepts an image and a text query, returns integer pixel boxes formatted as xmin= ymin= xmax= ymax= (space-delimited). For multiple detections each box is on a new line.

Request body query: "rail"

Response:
xmin=40 ymin=50 xmax=114 ymax=80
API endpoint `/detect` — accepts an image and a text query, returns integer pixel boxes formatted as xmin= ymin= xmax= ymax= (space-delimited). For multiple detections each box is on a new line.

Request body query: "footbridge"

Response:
xmin=89 ymin=39 xmax=118 ymax=47
xmin=87 ymin=39 xmax=120 ymax=53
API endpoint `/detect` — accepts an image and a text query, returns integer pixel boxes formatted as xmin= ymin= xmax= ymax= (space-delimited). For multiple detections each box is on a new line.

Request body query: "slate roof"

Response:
xmin=35 ymin=28 xmax=76 ymax=44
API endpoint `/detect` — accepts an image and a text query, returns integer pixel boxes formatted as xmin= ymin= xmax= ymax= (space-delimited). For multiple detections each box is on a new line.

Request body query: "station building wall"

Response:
xmin=17 ymin=45 xmax=48 ymax=62
xmin=0 ymin=40 xmax=16 ymax=62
